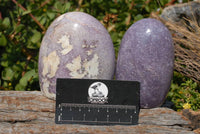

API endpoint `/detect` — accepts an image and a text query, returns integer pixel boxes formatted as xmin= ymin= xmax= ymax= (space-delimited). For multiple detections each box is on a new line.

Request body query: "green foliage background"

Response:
xmin=0 ymin=0 xmax=199 ymax=111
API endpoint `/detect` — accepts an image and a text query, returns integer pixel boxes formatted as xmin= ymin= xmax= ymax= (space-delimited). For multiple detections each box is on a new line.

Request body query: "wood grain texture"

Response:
xmin=0 ymin=91 xmax=198 ymax=134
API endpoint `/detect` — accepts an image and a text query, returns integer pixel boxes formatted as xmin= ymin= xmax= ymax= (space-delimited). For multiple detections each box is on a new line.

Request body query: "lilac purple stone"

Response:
xmin=116 ymin=18 xmax=174 ymax=108
xmin=38 ymin=12 xmax=115 ymax=99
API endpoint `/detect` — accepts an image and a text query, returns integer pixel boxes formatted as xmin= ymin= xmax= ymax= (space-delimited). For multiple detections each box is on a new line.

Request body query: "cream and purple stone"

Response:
xmin=38 ymin=12 xmax=115 ymax=100
xmin=116 ymin=18 xmax=174 ymax=108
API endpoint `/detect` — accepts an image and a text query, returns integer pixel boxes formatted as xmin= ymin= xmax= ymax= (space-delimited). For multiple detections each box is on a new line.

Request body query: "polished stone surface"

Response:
xmin=38 ymin=12 xmax=115 ymax=99
xmin=116 ymin=18 xmax=174 ymax=108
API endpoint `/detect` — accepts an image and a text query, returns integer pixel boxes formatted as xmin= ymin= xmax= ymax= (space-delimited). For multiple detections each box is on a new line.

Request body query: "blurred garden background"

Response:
xmin=0 ymin=0 xmax=199 ymax=111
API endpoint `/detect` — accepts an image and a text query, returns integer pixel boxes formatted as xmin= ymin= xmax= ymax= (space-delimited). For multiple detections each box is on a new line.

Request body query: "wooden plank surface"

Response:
xmin=0 ymin=91 xmax=198 ymax=134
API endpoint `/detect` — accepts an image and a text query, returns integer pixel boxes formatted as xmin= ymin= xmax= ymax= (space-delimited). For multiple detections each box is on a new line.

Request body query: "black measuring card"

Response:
xmin=55 ymin=78 xmax=140 ymax=125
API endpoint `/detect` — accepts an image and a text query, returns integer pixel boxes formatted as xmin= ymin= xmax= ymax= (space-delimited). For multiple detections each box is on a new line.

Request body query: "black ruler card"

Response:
xmin=55 ymin=78 xmax=140 ymax=125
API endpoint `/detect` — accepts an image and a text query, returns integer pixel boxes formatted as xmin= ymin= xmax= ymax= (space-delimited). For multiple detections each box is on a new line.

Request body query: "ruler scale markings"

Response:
xmin=60 ymin=103 xmax=136 ymax=109
xmin=58 ymin=115 xmax=61 ymax=121
xmin=83 ymin=114 xmax=86 ymax=121
xmin=57 ymin=103 xmax=137 ymax=125
xmin=59 ymin=119 xmax=132 ymax=124
xmin=107 ymin=114 xmax=109 ymax=122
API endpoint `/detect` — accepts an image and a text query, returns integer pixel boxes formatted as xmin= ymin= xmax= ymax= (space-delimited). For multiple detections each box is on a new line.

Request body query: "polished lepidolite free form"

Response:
xmin=116 ymin=18 xmax=174 ymax=108
xmin=38 ymin=12 xmax=115 ymax=99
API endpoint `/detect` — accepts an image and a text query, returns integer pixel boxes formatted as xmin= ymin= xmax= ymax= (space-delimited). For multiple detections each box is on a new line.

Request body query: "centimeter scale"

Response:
xmin=55 ymin=78 xmax=140 ymax=125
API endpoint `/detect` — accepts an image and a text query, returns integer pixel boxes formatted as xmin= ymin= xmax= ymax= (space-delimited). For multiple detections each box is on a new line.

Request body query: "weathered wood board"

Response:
xmin=0 ymin=91 xmax=199 ymax=134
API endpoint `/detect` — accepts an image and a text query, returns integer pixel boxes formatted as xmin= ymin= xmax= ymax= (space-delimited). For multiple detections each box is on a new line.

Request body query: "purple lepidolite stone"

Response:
xmin=116 ymin=18 xmax=174 ymax=108
xmin=38 ymin=12 xmax=115 ymax=99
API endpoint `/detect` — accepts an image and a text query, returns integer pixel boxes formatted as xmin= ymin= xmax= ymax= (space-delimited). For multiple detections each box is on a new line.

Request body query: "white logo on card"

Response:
xmin=88 ymin=82 xmax=108 ymax=104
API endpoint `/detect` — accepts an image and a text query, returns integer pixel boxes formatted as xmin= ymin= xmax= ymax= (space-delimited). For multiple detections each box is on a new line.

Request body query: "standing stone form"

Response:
xmin=116 ymin=18 xmax=174 ymax=108
xmin=38 ymin=12 xmax=115 ymax=100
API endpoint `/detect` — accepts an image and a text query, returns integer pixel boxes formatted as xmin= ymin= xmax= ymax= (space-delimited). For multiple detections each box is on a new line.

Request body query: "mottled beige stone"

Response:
xmin=86 ymin=50 xmax=93 ymax=56
xmin=57 ymin=35 xmax=73 ymax=55
xmin=66 ymin=54 xmax=99 ymax=78
xmin=83 ymin=54 xmax=99 ymax=78
xmin=42 ymin=51 xmax=60 ymax=78
xmin=66 ymin=56 xmax=87 ymax=78
xmin=41 ymin=78 xmax=55 ymax=99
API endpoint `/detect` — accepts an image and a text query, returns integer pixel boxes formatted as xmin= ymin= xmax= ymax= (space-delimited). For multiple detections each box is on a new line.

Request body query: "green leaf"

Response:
xmin=15 ymin=83 xmax=25 ymax=91
xmin=13 ymin=64 xmax=22 ymax=71
xmin=2 ymin=68 xmax=14 ymax=81
xmin=15 ymin=24 xmax=25 ymax=33
xmin=47 ymin=12 xmax=56 ymax=19
xmin=22 ymin=10 xmax=31 ymax=16
xmin=2 ymin=17 xmax=10 ymax=28
xmin=19 ymin=70 xmax=36 ymax=87
xmin=159 ymin=0 xmax=165 ymax=6
xmin=134 ymin=14 xmax=144 ymax=21
xmin=55 ymin=2 xmax=62 ymax=11
xmin=63 ymin=3 xmax=71 ymax=12
xmin=0 ymin=34 xmax=7 ymax=46
xmin=2 ymin=81 xmax=8 ymax=88
xmin=31 ymin=30 xmax=41 ymax=43
xmin=1 ymin=54 xmax=9 ymax=67
xmin=111 ymin=32 xmax=119 ymax=42
xmin=145 ymin=5 xmax=150 ymax=12
xmin=110 ymin=8 xmax=118 ymax=13
xmin=39 ymin=16 xmax=47 ymax=25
